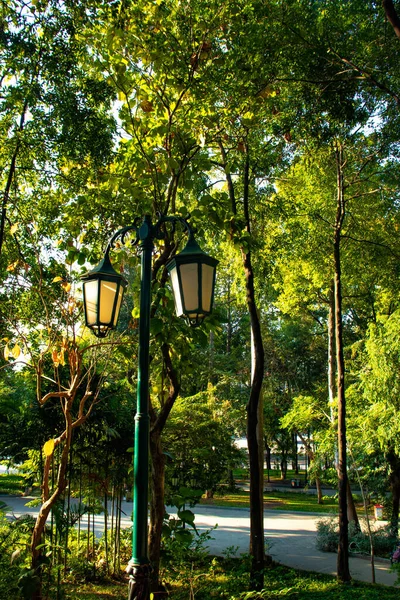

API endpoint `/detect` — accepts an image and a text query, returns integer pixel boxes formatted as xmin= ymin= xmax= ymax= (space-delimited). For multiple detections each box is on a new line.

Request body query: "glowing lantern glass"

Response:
xmin=166 ymin=235 xmax=218 ymax=327
xmin=81 ymin=251 xmax=127 ymax=338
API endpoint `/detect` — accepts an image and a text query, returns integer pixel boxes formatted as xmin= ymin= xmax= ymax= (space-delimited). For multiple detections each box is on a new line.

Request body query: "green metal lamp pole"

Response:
xmin=81 ymin=214 xmax=218 ymax=600
xmin=126 ymin=216 xmax=153 ymax=599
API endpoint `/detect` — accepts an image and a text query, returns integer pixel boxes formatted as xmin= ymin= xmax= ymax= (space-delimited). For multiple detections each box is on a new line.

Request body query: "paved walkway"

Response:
xmin=3 ymin=496 xmax=398 ymax=587
xmin=190 ymin=506 xmax=398 ymax=587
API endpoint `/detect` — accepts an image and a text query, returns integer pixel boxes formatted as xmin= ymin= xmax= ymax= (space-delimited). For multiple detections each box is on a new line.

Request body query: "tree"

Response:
xmin=350 ymin=311 xmax=400 ymax=534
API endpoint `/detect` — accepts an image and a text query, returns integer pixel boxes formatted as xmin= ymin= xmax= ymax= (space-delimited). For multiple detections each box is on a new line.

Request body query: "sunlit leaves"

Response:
xmin=43 ymin=439 xmax=55 ymax=458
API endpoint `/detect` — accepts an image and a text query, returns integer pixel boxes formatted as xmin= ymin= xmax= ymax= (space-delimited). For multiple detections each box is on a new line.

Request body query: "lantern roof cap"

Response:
xmin=170 ymin=233 xmax=219 ymax=266
xmin=82 ymin=249 xmax=127 ymax=284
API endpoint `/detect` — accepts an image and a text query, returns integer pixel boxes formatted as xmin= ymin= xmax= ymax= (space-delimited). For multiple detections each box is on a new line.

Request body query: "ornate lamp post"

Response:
xmin=81 ymin=214 xmax=218 ymax=599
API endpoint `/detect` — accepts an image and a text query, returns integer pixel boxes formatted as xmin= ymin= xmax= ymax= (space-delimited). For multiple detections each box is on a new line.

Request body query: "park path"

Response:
xmin=191 ymin=506 xmax=398 ymax=587
xmin=2 ymin=495 xmax=398 ymax=587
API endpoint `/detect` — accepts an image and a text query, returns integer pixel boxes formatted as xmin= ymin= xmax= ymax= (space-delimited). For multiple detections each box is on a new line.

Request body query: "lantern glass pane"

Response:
xmin=113 ymin=285 xmax=124 ymax=326
xmin=84 ymin=280 xmax=99 ymax=325
xmin=180 ymin=263 xmax=200 ymax=311
xmin=99 ymin=280 xmax=118 ymax=324
xmin=170 ymin=266 xmax=184 ymax=316
xmin=201 ymin=264 xmax=215 ymax=312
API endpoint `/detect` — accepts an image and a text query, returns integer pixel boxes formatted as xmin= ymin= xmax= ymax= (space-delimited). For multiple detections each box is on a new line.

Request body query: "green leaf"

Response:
xmin=174 ymin=529 xmax=193 ymax=545
xmin=177 ymin=508 xmax=195 ymax=524
xmin=150 ymin=317 xmax=163 ymax=336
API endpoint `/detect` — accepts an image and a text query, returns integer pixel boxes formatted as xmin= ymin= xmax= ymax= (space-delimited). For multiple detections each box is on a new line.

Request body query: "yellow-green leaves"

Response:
xmin=4 ymin=343 xmax=21 ymax=360
xmin=43 ymin=439 xmax=55 ymax=457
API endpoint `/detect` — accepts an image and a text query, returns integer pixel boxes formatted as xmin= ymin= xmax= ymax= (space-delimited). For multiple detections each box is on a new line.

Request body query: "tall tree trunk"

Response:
xmin=209 ymin=329 xmax=215 ymax=384
xmin=387 ymin=449 xmax=400 ymax=535
xmin=383 ymin=0 xmax=400 ymax=39
xmin=251 ymin=311 xmax=265 ymax=549
xmin=298 ymin=434 xmax=323 ymax=504
xmin=329 ymin=284 xmax=359 ymax=528
xmin=148 ymin=431 xmax=166 ymax=585
xmin=315 ymin=477 xmax=323 ymax=504
xmin=227 ymin=279 xmax=232 ymax=354
xmin=347 ymin=480 xmax=360 ymax=530
xmin=334 ymin=143 xmax=351 ymax=583
xmin=328 ymin=284 xmax=336 ymax=415
xmin=0 ymin=98 xmax=29 ymax=261
xmin=148 ymin=342 xmax=180 ymax=588
xmin=243 ymin=148 xmax=265 ymax=590
xmin=265 ymin=442 xmax=271 ymax=474
xmin=31 ymin=424 xmax=72 ymax=600
xmin=220 ymin=139 xmax=265 ymax=587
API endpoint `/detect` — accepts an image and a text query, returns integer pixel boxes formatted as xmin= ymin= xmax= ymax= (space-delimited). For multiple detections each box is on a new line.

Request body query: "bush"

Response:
xmin=316 ymin=516 xmax=338 ymax=552
xmin=316 ymin=515 xmax=398 ymax=557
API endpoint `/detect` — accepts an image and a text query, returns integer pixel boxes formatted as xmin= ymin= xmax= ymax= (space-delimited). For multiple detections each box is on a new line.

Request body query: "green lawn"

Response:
xmin=233 ymin=468 xmax=308 ymax=482
xmin=62 ymin=562 xmax=399 ymax=599
xmin=201 ymin=489 xmax=339 ymax=514
xmin=0 ymin=472 xmax=27 ymax=496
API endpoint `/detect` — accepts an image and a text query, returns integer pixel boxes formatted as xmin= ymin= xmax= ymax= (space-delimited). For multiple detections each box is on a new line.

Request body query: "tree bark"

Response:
xmin=347 ymin=480 xmax=360 ymax=530
xmin=148 ymin=342 xmax=180 ymax=588
xmin=334 ymin=142 xmax=351 ymax=583
xmin=328 ymin=284 xmax=336 ymax=414
xmin=220 ymin=139 xmax=266 ymax=587
xmin=297 ymin=433 xmax=323 ymax=504
xmin=387 ymin=449 xmax=400 ymax=535
xmin=31 ymin=417 xmax=72 ymax=600
xmin=0 ymin=98 xmax=29 ymax=260
xmin=243 ymin=148 xmax=265 ymax=589
xmin=383 ymin=0 xmax=400 ymax=39
xmin=251 ymin=310 xmax=265 ymax=546
xmin=148 ymin=431 xmax=166 ymax=585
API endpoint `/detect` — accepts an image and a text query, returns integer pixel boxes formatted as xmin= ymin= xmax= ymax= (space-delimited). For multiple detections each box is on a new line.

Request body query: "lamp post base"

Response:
xmin=126 ymin=562 xmax=152 ymax=600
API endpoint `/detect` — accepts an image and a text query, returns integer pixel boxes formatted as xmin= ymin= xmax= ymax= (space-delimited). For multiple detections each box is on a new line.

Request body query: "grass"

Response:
xmin=201 ymin=489 xmax=339 ymax=514
xmin=61 ymin=561 xmax=398 ymax=599
xmin=63 ymin=581 xmax=126 ymax=599
xmin=0 ymin=473 xmax=27 ymax=496
xmin=233 ymin=468 xmax=308 ymax=482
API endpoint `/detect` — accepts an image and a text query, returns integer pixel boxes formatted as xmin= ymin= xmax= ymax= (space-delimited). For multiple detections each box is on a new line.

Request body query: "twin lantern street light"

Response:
xmin=81 ymin=214 xmax=218 ymax=600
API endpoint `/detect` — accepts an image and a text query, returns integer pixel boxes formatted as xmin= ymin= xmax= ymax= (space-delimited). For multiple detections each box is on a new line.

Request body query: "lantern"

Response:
xmin=81 ymin=250 xmax=127 ymax=338
xmin=166 ymin=234 xmax=218 ymax=327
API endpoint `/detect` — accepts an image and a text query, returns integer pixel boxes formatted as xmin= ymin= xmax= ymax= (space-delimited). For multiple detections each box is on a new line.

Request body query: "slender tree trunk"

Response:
xmin=251 ymin=312 xmax=265 ymax=551
xmin=209 ymin=329 xmax=215 ymax=384
xmin=104 ymin=490 xmax=109 ymax=574
xmin=265 ymin=442 xmax=271 ymax=481
xmin=294 ymin=433 xmax=299 ymax=474
xmin=148 ymin=342 xmax=180 ymax=588
xmin=297 ymin=434 xmax=323 ymax=504
xmin=220 ymin=139 xmax=266 ymax=586
xmin=31 ymin=424 xmax=72 ymax=600
xmin=148 ymin=431 xmax=166 ymax=586
xmin=227 ymin=279 xmax=232 ymax=354
xmin=0 ymin=98 xmax=29 ymax=261
xmin=350 ymin=449 xmax=376 ymax=583
xmin=347 ymin=480 xmax=360 ymax=529
xmin=64 ymin=446 xmax=73 ymax=574
xmin=334 ymin=142 xmax=351 ymax=583
xmin=243 ymin=149 xmax=265 ymax=589
xmin=387 ymin=450 xmax=400 ymax=535
xmin=328 ymin=284 xmax=336 ymax=414
xmin=383 ymin=0 xmax=400 ymax=39
xmin=315 ymin=477 xmax=323 ymax=504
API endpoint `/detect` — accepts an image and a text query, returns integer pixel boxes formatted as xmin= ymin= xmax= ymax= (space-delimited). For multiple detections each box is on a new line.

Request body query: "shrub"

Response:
xmin=316 ymin=516 xmax=338 ymax=552
xmin=316 ymin=515 xmax=398 ymax=557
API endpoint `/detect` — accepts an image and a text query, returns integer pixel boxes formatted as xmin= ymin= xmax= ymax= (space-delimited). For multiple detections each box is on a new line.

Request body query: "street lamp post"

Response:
xmin=81 ymin=214 xmax=218 ymax=600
